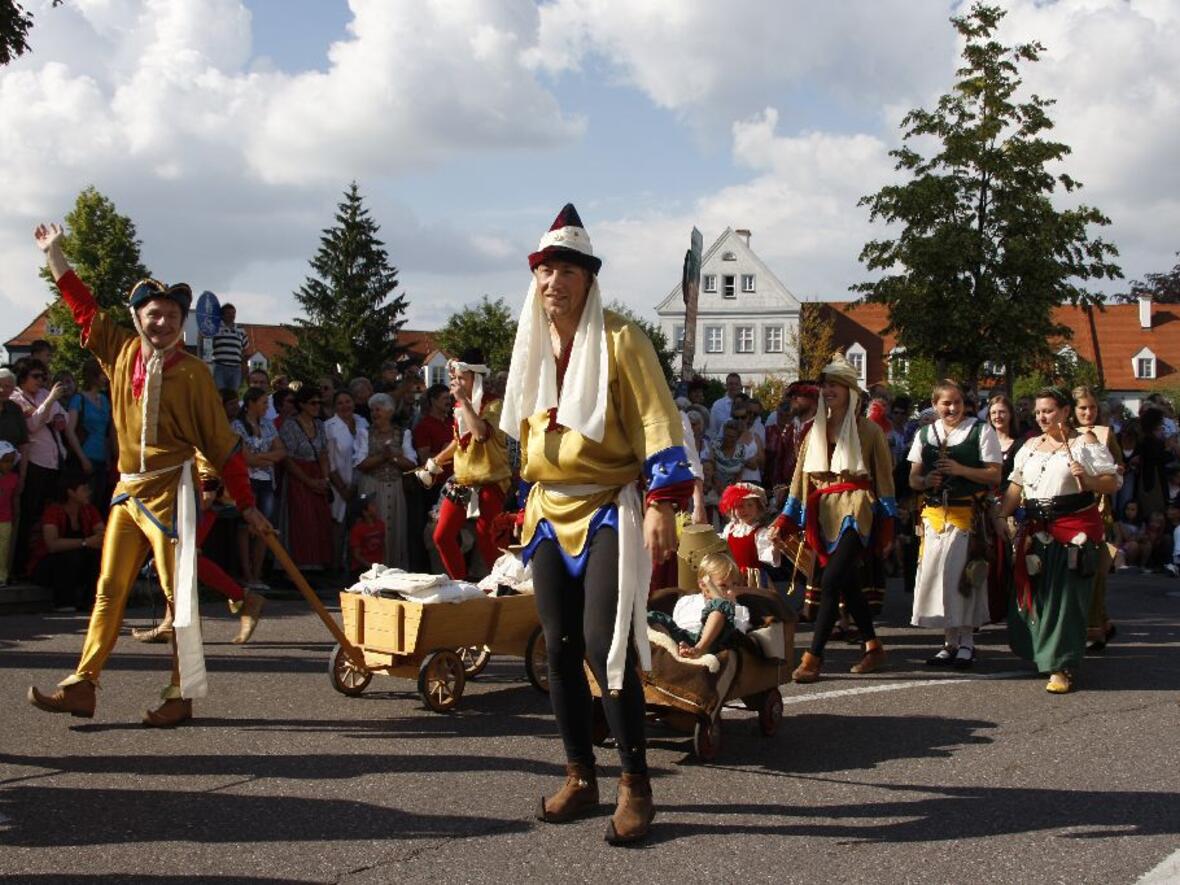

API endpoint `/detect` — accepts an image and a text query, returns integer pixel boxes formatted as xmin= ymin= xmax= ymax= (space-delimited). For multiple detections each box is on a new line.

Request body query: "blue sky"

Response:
xmin=1 ymin=0 xmax=1177 ymax=346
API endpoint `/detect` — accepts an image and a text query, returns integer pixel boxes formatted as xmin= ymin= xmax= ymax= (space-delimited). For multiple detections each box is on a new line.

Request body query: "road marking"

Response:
xmin=780 ymin=671 xmax=1029 ymax=706
xmin=1137 ymin=849 xmax=1180 ymax=884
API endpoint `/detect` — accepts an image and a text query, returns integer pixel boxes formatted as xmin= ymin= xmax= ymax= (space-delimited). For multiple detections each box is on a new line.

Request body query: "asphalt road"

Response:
xmin=1 ymin=573 xmax=1178 ymax=884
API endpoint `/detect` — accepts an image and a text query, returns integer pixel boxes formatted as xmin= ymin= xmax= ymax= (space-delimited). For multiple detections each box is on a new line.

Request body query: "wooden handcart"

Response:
xmin=263 ymin=534 xmax=547 ymax=713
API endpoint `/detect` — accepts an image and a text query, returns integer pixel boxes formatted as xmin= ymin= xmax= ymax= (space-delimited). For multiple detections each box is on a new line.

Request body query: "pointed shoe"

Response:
xmin=792 ymin=651 xmax=822 ymax=684
xmin=537 ymin=763 xmax=599 ymax=823
xmin=605 ymin=772 xmax=655 ymax=845
xmin=28 ymin=681 xmax=96 ymax=718
xmin=143 ymin=698 xmax=193 ymax=728
xmin=232 ymin=591 xmax=266 ymax=645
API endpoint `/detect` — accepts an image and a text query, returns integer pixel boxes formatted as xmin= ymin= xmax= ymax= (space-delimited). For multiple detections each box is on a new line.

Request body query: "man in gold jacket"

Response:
xmin=27 ymin=223 xmax=271 ymax=727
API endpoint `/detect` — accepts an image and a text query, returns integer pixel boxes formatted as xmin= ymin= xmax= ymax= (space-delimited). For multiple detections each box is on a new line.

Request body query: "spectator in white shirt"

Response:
xmin=709 ymin=373 xmax=744 ymax=439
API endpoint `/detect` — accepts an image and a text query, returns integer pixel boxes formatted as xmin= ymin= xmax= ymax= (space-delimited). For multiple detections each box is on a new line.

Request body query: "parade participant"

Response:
xmin=718 ymin=482 xmax=780 ymax=574
xmin=648 ymin=551 xmax=742 ymax=658
xmin=502 ymin=204 xmax=693 ymax=845
xmin=1072 ymin=385 xmax=1123 ymax=652
xmin=415 ymin=348 xmax=510 ymax=580
xmin=997 ymin=388 xmax=1118 ymax=694
xmin=764 ymin=381 xmax=819 ymax=508
xmin=771 ymin=352 xmax=897 ymax=683
xmin=908 ymin=380 xmax=1001 ymax=667
xmin=27 ymin=223 xmax=271 ymax=725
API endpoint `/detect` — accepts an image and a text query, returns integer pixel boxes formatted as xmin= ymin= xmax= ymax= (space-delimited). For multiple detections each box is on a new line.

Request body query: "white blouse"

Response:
xmin=906 ymin=416 xmax=1002 ymax=465
xmin=1010 ymin=436 xmax=1117 ymax=499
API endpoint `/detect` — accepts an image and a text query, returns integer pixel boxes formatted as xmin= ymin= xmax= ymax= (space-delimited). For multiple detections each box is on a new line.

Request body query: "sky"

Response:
xmin=1 ymin=0 xmax=1177 ymax=347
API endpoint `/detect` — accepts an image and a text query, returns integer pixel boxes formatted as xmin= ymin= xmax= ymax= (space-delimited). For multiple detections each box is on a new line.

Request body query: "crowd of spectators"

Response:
xmin=3 ymin=335 xmax=1179 ymax=602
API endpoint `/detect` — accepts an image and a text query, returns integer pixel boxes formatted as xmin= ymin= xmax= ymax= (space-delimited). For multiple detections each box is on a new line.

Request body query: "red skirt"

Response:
xmin=287 ymin=458 xmax=334 ymax=568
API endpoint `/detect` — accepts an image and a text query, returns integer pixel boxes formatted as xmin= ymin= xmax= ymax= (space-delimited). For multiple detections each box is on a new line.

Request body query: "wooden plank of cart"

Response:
xmin=263 ymin=532 xmax=547 ymax=713
xmin=328 ymin=591 xmax=548 ymax=712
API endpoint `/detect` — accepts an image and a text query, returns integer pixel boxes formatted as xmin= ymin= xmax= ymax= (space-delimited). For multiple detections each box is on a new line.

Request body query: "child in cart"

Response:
xmin=648 ymin=552 xmax=748 ymax=659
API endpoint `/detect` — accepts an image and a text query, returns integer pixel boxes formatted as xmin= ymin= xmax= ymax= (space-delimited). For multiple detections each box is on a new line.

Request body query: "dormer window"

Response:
xmin=846 ymin=342 xmax=867 ymax=386
xmin=1133 ymin=346 xmax=1157 ymax=380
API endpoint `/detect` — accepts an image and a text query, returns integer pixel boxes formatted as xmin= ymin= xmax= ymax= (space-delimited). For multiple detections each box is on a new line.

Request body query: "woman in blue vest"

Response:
xmin=908 ymin=379 xmax=1001 ymax=667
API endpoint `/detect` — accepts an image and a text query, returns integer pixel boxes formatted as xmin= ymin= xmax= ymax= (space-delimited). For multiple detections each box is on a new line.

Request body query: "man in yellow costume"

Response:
xmin=502 ymin=204 xmax=694 ymax=845
xmin=414 ymin=347 xmax=511 ymax=579
xmin=27 ymin=222 xmax=271 ymax=727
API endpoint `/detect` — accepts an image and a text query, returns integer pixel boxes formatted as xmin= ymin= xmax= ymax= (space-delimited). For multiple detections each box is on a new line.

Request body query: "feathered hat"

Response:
xmin=719 ymin=482 xmax=768 ymax=516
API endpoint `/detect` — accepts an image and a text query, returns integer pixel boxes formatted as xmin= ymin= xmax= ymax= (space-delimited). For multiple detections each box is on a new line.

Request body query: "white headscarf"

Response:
xmin=499 ymin=277 xmax=609 ymax=443
xmin=450 ymin=359 xmax=489 ymax=438
xmin=801 ymin=354 xmax=867 ymax=476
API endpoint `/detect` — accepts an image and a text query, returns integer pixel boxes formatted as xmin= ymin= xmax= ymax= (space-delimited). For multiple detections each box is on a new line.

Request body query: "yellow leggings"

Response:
xmin=69 ymin=499 xmax=179 ymax=690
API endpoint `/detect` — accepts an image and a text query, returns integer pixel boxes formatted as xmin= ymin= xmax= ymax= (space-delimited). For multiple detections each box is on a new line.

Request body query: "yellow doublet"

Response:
xmin=518 ymin=312 xmax=683 ymax=559
xmin=73 ymin=311 xmax=243 ymax=684
xmin=788 ymin=417 xmax=895 ymax=547
xmin=453 ymin=397 xmax=511 ymax=490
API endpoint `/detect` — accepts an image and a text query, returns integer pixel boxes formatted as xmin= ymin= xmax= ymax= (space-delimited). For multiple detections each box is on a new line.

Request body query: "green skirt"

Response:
xmin=1008 ymin=537 xmax=1097 ymax=673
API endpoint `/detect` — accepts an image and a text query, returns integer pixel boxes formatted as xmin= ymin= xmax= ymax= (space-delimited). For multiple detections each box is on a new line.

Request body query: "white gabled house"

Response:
xmin=655 ymin=228 xmax=801 ymax=387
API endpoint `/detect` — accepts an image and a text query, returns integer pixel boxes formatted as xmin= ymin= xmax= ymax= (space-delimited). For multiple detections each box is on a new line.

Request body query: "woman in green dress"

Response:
xmin=996 ymin=388 xmax=1119 ymax=694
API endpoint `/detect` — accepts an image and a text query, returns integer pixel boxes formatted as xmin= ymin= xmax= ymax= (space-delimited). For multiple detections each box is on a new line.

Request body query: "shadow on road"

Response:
xmin=650 ymin=781 xmax=1180 ymax=845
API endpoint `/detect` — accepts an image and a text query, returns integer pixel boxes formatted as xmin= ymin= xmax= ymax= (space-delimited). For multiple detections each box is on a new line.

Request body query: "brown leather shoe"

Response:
xmin=851 ymin=642 xmax=887 ymax=674
xmin=605 ymin=772 xmax=655 ymax=845
xmin=27 ymin=681 xmax=96 ymax=718
xmin=537 ymin=763 xmax=599 ymax=823
xmin=131 ymin=622 xmax=173 ymax=643
xmin=792 ymin=651 xmax=822 ymax=684
xmin=143 ymin=698 xmax=193 ymax=728
xmin=232 ymin=591 xmax=265 ymax=645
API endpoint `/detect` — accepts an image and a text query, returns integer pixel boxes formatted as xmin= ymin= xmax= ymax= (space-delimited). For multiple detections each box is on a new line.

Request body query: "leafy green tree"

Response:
xmin=279 ymin=182 xmax=406 ymax=383
xmin=1 ymin=0 xmax=59 ymax=66
xmin=41 ymin=186 xmax=151 ymax=375
xmin=792 ymin=303 xmax=836 ymax=380
xmin=855 ymin=2 xmax=1121 ymax=388
xmin=1117 ymin=252 xmax=1180 ymax=304
xmin=434 ymin=296 xmax=516 ymax=373
xmin=607 ymin=300 xmax=675 ymax=387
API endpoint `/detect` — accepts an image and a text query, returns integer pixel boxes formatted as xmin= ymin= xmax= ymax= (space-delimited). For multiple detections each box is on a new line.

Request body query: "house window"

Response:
xmin=672 ymin=324 xmax=685 ymax=353
xmin=848 ymin=351 xmax=864 ymax=378
xmin=429 ymin=365 xmax=447 ymax=386
xmin=735 ymin=326 xmax=755 ymax=354
xmin=1137 ymin=356 xmax=1156 ymax=379
xmin=741 ymin=274 xmax=755 ymax=293
xmin=722 ymin=251 xmax=737 ymax=261
xmin=704 ymin=326 xmax=724 ymax=353
xmin=722 ymin=275 xmax=736 ymax=298
xmin=703 ymin=274 xmax=717 ymax=293
xmin=982 ymin=360 xmax=1007 ymax=376
xmin=764 ymin=326 xmax=783 ymax=353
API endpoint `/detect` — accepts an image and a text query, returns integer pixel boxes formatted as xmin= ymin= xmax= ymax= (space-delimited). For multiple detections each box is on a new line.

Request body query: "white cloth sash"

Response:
xmin=120 ymin=459 xmax=206 ymax=698
xmin=538 ymin=480 xmax=651 ymax=691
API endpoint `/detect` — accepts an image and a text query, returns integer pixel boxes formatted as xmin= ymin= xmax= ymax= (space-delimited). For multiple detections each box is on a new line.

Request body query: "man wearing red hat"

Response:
xmin=26 ymin=223 xmax=271 ymax=727
xmin=501 ymin=204 xmax=694 ymax=845
xmin=765 ymin=380 xmax=819 ymax=506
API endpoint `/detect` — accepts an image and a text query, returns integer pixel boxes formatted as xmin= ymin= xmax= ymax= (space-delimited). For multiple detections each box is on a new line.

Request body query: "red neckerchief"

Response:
xmin=130 ymin=346 xmax=186 ymax=399
xmin=545 ymin=337 xmax=575 ymax=433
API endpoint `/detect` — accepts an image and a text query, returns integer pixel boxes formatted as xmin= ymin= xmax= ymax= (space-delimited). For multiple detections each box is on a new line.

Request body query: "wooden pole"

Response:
xmin=261 ymin=531 xmax=367 ymax=669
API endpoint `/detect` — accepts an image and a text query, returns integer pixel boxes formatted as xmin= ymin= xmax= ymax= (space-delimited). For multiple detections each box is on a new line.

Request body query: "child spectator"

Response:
xmin=349 ymin=494 xmax=385 ymax=577
xmin=648 ymin=552 xmax=746 ymax=659
xmin=28 ymin=471 xmax=104 ymax=610
xmin=1144 ymin=510 xmax=1171 ymax=572
xmin=1114 ymin=500 xmax=1148 ymax=571
xmin=0 ymin=442 xmax=20 ymax=584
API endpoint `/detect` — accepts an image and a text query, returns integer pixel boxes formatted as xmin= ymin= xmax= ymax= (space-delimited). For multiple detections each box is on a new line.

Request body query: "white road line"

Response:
xmin=780 ymin=671 xmax=1029 ymax=706
xmin=1137 ymin=849 xmax=1180 ymax=884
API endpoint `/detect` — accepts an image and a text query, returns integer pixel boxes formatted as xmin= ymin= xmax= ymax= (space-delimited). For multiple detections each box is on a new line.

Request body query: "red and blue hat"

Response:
xmin=528 ymin=203 xmax=602 ymax=275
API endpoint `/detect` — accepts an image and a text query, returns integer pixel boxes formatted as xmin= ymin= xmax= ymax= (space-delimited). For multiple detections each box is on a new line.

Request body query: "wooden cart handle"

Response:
xmin=261 ymin=530 xmax=367 ymax=669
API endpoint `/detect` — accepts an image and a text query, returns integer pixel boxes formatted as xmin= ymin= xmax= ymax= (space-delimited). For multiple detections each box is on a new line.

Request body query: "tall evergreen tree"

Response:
xmin=855 ymin=2 xmax=1121 ymax=387
xmin=279 ymin=182 xmax=406 ymax=383
xmin=41 ymin=186 xmax=151 ymax=375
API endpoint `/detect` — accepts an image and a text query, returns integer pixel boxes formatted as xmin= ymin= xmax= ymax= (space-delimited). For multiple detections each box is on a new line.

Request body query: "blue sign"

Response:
xmin=196 ymin=290 xmax=221 ymax=337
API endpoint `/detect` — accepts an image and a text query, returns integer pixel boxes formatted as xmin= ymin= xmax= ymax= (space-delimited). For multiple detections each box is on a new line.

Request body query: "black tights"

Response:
xmin=531 ymin=528 xmax=647 ymax=775
xmin=810 ymin=531 xmax=877 ymax=657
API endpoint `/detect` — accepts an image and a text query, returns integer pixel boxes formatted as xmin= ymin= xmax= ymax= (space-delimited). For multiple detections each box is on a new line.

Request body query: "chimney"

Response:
xmin=735 ymin=228 xmax=751 ymax=246
xmin=1138 ymin=293 xmax=1153 ymax=330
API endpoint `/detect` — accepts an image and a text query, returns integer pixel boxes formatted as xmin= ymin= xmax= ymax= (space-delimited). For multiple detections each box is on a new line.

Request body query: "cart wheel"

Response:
xmin=418 ymin=649 xmax=466 ymax=713
xmin=693 ymin=716 xmax=721 ymax=763
xmin=758 ymin=688 xmax=783 ymax=737
xmin=591 ymin=697 xmax=611 ymax=747
xmin=328 ymin=643 xmax=371 ymax=697
xmin=458 ymin=645 xmax=492 ymax=678
xmin=524 ymin=626 xmax=549 ymax=693
xmin=741 ymin=694 xmax=762 ymax=712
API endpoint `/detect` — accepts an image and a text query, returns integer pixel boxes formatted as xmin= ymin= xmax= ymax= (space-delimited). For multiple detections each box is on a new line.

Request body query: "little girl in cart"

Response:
xmin=648 ymin=552 xmax=748 ymax=658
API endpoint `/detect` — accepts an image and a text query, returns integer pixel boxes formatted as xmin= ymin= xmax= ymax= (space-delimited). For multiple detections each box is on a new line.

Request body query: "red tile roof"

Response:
xmin=6 ymin=309 xmax=440 ymax=363
xmin=820 ymin=299 xmax=1179 ymax=392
